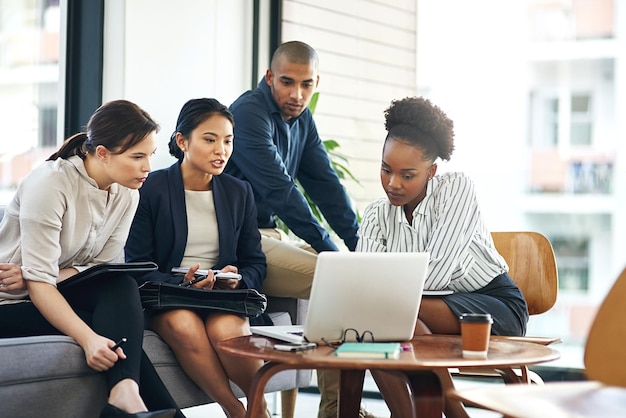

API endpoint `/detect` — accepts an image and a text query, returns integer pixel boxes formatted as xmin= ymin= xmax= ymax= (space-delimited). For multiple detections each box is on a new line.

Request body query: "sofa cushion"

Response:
xmin=0 ymin=219 xmax=312 ymax=415
xmin=0 ymin=334 xmax=106 ymax=418
xmin=144 ymin=311 xmax=308 ymax=409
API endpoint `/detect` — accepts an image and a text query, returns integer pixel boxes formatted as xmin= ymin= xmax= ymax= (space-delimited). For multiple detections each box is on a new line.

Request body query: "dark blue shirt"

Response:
xmin=226 ymin=79 xmax=359 ymax=252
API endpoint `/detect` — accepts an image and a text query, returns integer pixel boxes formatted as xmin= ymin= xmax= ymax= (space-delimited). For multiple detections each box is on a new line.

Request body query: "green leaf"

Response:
xmin=323 ymin=139 xmax=340 ymax=151
xmin=308 ymin=92 xmax=320 ymax=114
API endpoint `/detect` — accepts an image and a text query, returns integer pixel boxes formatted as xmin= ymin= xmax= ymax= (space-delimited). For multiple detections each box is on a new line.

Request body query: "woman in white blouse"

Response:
xmin=357 ymin=97 xmax=529 ymax=417
xmin=0 ymin=100 xmax=179 ymax=418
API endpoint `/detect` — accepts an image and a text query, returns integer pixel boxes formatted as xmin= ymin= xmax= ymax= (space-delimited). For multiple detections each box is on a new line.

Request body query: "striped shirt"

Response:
xmin=356 ymin=172 xmax=507 ymax=292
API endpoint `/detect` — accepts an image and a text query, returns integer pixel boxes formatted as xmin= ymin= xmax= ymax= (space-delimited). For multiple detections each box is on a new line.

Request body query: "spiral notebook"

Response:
xmin=251 ymin=251 xmax=430 ymax=344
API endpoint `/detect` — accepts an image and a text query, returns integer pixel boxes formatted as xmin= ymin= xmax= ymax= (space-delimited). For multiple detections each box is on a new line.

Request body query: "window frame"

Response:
xmin=63 ymin=0 xmax=104 ymax=137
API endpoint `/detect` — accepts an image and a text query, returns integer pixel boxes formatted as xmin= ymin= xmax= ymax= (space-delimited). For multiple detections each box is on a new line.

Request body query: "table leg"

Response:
xmin=338 ymin=369 xmax=366 ymax=418
xmin=404 ymin=370 xmax=444 ymax=418
xmin=493 ymin=366 xmax=529 ymax=384
xmin=245 ymin=361 xmax=295 ymax=418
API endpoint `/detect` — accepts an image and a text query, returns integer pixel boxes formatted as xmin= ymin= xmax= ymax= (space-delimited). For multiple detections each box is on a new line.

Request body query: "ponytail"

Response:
xmin=47 ymin=100 xmax=159 ymax=162
xmin=168 ymin=132 xmax=184 ymax=162
xmin=47 ymin=133 xmax=90 ymax=161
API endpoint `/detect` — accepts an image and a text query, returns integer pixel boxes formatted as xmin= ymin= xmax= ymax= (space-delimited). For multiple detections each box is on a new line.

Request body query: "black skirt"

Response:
xmin=440 ymin=273 xmax=529 ymax=336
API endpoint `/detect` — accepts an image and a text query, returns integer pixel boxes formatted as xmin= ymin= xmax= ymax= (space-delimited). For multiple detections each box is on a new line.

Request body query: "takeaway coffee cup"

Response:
xmin=459 ymin=313 xmax=493 ymax=358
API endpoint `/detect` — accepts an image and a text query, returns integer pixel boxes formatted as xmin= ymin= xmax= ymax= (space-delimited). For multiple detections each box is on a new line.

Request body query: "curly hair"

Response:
xmin=384 ymin=96 xmax=455 ymax=162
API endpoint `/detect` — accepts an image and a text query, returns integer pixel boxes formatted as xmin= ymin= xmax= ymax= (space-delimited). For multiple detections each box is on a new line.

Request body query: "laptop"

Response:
xmin=251 ymin=251 xmax=430 ymax=344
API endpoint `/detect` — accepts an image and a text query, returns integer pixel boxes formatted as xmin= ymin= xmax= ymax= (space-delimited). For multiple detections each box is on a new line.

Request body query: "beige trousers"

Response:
xmin=259 ymin=228 xmax=317 ymax=299
xmin=258 ymin=228 xmax=339 ymax=417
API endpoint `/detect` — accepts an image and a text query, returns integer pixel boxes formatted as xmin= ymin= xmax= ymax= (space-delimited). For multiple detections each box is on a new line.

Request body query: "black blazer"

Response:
xmin=125 ymin=162 xmax=266 ymax=291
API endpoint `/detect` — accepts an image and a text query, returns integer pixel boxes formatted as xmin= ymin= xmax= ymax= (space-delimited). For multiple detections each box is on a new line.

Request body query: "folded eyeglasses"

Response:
xmin=321 ymin=328 xmax=375 ymax=349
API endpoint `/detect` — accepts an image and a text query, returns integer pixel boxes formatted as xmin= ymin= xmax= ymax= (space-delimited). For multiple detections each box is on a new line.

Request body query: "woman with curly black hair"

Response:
xmin=357 ymin=96 xmax=529 ymax=417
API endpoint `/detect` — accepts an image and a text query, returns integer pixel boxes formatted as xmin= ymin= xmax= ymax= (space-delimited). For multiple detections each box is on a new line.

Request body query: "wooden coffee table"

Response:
xmin=217 ymin=334 xmax=560 ymax=418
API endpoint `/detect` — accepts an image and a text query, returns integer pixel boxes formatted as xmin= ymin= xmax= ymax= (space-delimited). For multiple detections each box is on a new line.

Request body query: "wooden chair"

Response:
xmin=451 ymin=231 xmax=561 ymax=384
xmin=448 ymin=266 xmax=626 ymax=418
xmin=440 ymin=231 xmax=560 ymax=418
xmin=492 ymin=231 xmax=558 ymax=321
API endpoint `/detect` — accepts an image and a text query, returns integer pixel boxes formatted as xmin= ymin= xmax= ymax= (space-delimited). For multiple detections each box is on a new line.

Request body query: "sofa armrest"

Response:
xmin=266 ymin=296 xmax=309 ymax=325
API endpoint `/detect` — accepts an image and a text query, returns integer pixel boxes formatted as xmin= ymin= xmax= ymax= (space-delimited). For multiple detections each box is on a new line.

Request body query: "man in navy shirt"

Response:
xmin=226 ymin=40 xmax=359 ymax=298
xmin=227 ymin=41 xmax=366 ymax=418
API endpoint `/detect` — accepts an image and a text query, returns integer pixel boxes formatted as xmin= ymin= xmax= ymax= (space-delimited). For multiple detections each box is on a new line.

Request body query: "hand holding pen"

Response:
xmin=110 ymin=337 xmax=127 ymax=352
xmin=178 ymin=264 xmax=215 ymax=289
xmin=179 ymin=275 xmax=206 ymax=287
xmin=91 ymin=337 xmax=126 ymax=371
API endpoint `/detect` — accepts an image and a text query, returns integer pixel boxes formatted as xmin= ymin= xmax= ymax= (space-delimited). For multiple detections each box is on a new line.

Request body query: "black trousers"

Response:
xmin=0 ymin=274 xmax=184 ymax=417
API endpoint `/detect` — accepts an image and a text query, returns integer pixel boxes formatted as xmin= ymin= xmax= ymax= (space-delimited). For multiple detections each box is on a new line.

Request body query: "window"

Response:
xmin=552 ymin=237 xmax=589 ymax=291
xmin=570 ymin=94 xmax=592 ymax=146
xmin=545 ymin=97 xmax=559 ymax=147
xmin=0 ymin=0 xmax=61 ymax=199
xmin=39 ymin=105 xmax=57 ymax=148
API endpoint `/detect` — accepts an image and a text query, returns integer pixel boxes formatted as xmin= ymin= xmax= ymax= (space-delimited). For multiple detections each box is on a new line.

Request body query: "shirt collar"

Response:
xmin=68 ymin=155 xmax=119 ymax=195
xmin=391 ymin=177 xmax=435 ymax=224
xmin=415 ymin=177 xmax=435 ymax=216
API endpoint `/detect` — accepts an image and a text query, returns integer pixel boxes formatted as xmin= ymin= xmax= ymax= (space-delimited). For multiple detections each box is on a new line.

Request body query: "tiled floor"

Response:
xmin=182 ymin=391 xmax=392 ymax=417
xmin=181 ymin=371 xmax=503 ymax=417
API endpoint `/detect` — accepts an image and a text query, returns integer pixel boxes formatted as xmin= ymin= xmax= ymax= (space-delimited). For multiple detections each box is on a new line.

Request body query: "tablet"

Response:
xmin=170 ymin=267 xmax=242 ymax=281
xmin=422 ymin=290 xmax=454 ymax=296
xmin=57 ymin=262 xmax=158 ymax=290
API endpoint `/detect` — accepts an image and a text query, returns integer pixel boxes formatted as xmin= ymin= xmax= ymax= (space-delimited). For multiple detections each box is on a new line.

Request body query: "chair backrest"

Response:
xmin=491 ymin=231 xmax=558 ymax=315
xmin=584 ymin=267 xmax=626 ymax=387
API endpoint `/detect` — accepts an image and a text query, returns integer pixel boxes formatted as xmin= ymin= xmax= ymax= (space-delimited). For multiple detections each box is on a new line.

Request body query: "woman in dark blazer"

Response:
xmin=125 ymin=153 xmax=266 ymax=291
xmin=125 ymin=98 xmax=269 ymax=418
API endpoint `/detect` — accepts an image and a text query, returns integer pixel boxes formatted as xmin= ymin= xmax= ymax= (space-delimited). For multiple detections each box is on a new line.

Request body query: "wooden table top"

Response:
xmin=217 ymin=334 xmax=560 ymax=370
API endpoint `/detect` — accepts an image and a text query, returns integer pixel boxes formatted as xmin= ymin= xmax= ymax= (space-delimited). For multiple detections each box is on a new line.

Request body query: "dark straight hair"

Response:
xmin=168 ymin=98 xmax=234 ymax=162
xmin=48 ymin=100 xmax=159 ymax=161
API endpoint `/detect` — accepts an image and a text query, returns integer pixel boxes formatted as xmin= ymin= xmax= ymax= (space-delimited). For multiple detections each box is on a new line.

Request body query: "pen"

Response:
xmin=111 ymin=337 xmax=128 ymax=351
xmin=179 ymin=275 xmax=206 ymax=287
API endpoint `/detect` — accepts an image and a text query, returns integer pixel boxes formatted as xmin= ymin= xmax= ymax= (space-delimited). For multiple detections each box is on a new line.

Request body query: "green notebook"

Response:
xmin=334 ymin=342 xmax=401 ymax=359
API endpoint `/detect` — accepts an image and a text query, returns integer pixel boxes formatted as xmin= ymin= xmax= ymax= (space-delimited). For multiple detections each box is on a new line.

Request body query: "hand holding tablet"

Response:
xmin=172 ymin=267 xmax=242 ymax=286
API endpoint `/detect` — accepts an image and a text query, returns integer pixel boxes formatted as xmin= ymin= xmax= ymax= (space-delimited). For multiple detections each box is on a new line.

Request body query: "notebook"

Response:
xmin=334 ymin=342 xmax=401 ymax=359
xmin=57 ymin=262 xmax=158 ymax=290
xmin=251 ymin=251 xmax=429 ymax=344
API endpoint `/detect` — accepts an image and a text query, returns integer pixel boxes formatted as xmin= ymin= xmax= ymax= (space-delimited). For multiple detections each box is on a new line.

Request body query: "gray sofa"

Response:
xmin=0 ymin=206 xmax=312 ymax=417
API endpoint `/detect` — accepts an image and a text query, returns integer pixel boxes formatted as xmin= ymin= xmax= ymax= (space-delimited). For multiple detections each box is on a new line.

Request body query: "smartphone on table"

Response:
xmin=273 ymin=342 xmax=317 ymax=352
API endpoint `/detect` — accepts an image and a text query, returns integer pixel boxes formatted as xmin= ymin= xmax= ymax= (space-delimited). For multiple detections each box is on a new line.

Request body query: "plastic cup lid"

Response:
xmin=459 ymin=313 xmax=493 ymax=323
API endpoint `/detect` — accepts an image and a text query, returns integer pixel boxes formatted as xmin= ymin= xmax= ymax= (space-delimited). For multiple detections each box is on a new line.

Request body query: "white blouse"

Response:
xmin=181 ymin=190 xmax=219 ymax=269
xmin=0 ymin=156 xmax=139 ymax=303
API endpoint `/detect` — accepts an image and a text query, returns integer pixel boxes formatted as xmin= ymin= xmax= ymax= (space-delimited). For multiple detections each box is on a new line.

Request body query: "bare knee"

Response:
xmin=151 ymin=309 xmax=206 ymax=342
xmin=413 ymin=319 xmax=432 ymax=336
xmin=205 ymin=313 xmax=249 ymax=341
xmin=418 ymin=298 xmax=461 ymax=334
